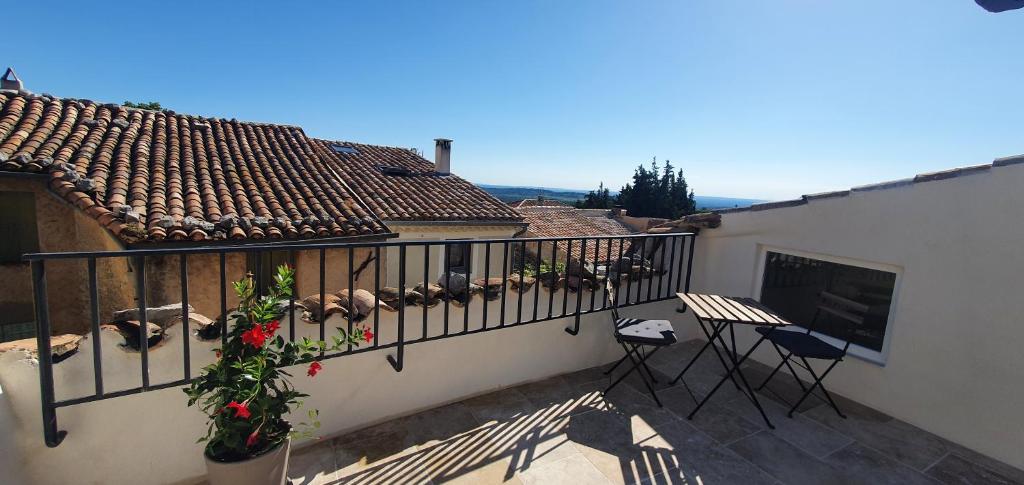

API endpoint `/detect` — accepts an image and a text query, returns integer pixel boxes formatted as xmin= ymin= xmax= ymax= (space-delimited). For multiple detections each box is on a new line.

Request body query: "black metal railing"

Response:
xmin=23 ymin=232 xmax=696 ymax=447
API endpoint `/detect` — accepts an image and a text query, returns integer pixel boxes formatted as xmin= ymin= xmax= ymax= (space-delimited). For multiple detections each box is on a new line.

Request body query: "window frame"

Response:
xmin=752 ymin=245 xmax=903 ymax=366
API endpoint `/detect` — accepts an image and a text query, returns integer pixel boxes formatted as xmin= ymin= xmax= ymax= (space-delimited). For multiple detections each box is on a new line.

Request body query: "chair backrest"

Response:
xmin=809 ymin=291 xmax=870 ymax=352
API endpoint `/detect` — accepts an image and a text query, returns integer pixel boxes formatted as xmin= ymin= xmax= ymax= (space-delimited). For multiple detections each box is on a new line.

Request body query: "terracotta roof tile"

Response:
xmin=519 ymin=207 xmax=634 ymax=263
xmin=313 ymin=139 xmax=524 ymax=223
xmin=0 ymin=91 xmax=390 ymax=243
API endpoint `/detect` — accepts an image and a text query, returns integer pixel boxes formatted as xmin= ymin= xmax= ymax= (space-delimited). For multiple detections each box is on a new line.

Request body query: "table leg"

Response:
xmin=688 ymin=323 xmax=775 ymax=429
xmin=671 ymin=317 xmax=741 ymax=391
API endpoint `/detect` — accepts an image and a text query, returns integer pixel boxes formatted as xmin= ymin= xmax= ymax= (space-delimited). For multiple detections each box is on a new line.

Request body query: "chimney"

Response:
xmin=1 ymin=67 xmax=23 ymax=91
xmin=434 ymin=138 xmax=452 ymax=174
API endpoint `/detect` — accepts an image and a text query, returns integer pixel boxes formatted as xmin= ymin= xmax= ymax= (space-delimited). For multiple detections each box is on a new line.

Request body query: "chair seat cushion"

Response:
xmin=755 ymin=327 xmax=844 ymax=360
xmin=615 ymin=318 xmax=677 ymax=346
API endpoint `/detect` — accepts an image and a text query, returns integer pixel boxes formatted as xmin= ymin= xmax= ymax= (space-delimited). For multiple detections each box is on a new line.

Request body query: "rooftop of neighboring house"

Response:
xmin=518 ymin=206 xmax=634 ymax=263
xmin=314 ymin=139 xmax=523 ymax=223
xmin=0 ymin=85 xmax=520 ymax=245
xmin=507 ymin=197 xmax=571 ymax=209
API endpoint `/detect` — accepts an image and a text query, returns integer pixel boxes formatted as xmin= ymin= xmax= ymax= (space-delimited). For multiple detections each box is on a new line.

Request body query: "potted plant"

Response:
xmin=185 ymin=264 xmax=372 ymax=485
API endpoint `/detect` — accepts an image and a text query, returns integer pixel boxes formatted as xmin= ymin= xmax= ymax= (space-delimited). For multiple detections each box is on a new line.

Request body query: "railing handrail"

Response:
xmin=21 ymin=232 xmax=696 ymax=261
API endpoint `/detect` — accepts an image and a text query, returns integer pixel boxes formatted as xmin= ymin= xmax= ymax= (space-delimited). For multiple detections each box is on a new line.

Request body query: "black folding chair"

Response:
xmin=601 ymin=278 xmax=677 ymax=406
xmin=754 ymin=291 xmax=869 ymax=418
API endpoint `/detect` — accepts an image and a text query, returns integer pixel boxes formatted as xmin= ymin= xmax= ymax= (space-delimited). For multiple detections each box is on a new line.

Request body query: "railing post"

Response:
xmin=388 ymin=245 xmax=406 ymax=372
xmin=31 ymin=260 xmax=66 ymax=447
xmin=133 ymin=256 xmax=150 ymax=389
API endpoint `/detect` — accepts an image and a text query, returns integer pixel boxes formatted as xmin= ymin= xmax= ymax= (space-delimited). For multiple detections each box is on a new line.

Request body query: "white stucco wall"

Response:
xmin=688 ymin=162 xmax=1024 ymax=470
xmin=0 ymin=274 xmax=682 ymax=485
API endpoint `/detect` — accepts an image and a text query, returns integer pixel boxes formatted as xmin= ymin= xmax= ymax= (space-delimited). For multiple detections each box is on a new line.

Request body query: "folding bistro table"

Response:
xmin=673 ymin=293 xmax=792 ymax=429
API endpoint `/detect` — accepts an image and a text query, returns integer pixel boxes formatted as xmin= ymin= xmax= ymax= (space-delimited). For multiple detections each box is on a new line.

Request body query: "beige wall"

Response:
xmin=688 ymin=163 xmax=1024 ymax=470
xmin=0 ymin=177 xmax=133 ymax=336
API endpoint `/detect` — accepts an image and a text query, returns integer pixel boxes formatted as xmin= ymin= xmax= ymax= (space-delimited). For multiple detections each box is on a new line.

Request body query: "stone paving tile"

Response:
xmin=804 ymin=404 xmax=955 ymax=471
xmin=658 ymin=385 xmax=762 ymax=445
xmin=925 ymin=453 xmax=1022 ymax=485
xmin=518 ymin=453 xmax=613 ymax=485
xmin=461 ymin=388 xmax=539 ymax=424
xmin=644 ymin=420 xmax=778 ymax=485
xmin=721 ymin=390 xmax=854 ymax=458
xmin=941 ymin=446 xmax=1024 ymax=485
xmin=287 ymin=440 xmax=338 ymax=485
xmin=727 ymin=430 xmax=852 ymax=485
xmin=823 ymin=442 xmax=940 ymax=485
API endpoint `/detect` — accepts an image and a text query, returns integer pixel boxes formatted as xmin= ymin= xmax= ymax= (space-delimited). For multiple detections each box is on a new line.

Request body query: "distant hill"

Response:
xmin=478 ymin=184 xmax=763 ymax=211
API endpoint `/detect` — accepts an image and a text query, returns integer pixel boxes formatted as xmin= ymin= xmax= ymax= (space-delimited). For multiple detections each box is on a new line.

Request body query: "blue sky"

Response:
xmin=5 ymin=1 xmax=1022 ymax=200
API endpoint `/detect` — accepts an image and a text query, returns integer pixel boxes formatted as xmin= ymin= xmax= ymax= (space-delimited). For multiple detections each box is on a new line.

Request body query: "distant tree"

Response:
xmin=616 ymin=157 xmax=696 ymax=219
xmin=577 ymin=182 xmax=613 ymax=209
xmin=123 ymin=101 xmax=162 ymax=110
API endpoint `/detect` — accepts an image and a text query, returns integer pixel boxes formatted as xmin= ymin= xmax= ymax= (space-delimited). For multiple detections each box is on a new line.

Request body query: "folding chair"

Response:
xmin=601 ymin=278 xmax=677 ymax=406
xmin=754 ymin=291 xmax=869 ymax=418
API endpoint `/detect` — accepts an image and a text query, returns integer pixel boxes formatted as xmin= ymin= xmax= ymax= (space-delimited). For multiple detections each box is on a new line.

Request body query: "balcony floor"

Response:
xmin=284 ymin=339 xmax=1024 ymax=485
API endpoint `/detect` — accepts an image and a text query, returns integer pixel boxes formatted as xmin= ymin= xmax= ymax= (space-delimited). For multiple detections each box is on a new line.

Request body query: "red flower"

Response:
xmin=307 ymin=361 xmax=322 ymax=377
xmin=264 ymin=320 xmax=281 ymax=337
xmin=362 ymin=327 xmax=374 ymax=343
xmin=246 ymin=430 xmax=260 ymax=448
xmin=215 ymin=350 xmax=222 ymax=359
xmin=241 ymin=326 xmax=267 ymax=348
xmin=225 ymin=401 xmax=251 ymax=419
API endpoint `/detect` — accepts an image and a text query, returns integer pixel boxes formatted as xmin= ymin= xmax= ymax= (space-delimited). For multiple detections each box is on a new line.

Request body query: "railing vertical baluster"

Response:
xmin=685 ymin=235 xmax=696 ymax=293
xmin=374 ymin=246 xmax=381 ymax=348
xmin=180 ymin=255 xmax=190 ymax=381
xmin=219 ymin=253 xmax=227 ymax=344
xmin=547 ymin=240 xmax=557 ymax=319
xmin=482 ymin=242 xmax=490 ymax=330
xmin=31 ymin=260 xmax=64 ymax=447
xmin=443 ymin=242 xmax=450 ymax=335
xmin=532 ymin=240 xmax=541 ymax=322
xmin=618 ymin=238 xmax=627 ymax=308
xmin=347 ymin=249 xmax=355 ymax=352
xmin=516 ymin=241 xmax=525 ymax=324
xmin=666 ymin=235 xmax=677 ymax=298
xmin=561 ymin=239 xmax=572 ymax=316
xmin=589 ymin=239 xmax=598 ymax=312
xmin=675 ymin=235 xmax=688 ymax=293
xmin=387 ymin=245 xmax=406 ymax=372
xmin=500 ymin=241 xmax=508 ymax=328
xmin=603 ymin=237 xmax=612 ymax=309
xmin=132 ymin=256 xmax=150 ymax=389
xmin=288 ymin=250 xmax=296 ymax=342
xmin=656 ymin=236 xmax=668 ymax=299
xmin=566 ymin=237 xmax=586 ymax=335
xmin=648 ymin=237 xmax=657 ymax=301
xmin=253 ymin=250 xmax=262 ymax=298
xmin=637 ymin=237 xmax=647 ymax=304
xmin=422 ymin=244 xmax=429 ymax=338
xmin=319 ymin=248 xmax=326 ymax=357
xmin=88 ymin=258 xmax=103 ymax=396
xmin=463 ymin=243 xmax=470 ymax=333
xmin=622 ymin=237 xmax=630 ymax=306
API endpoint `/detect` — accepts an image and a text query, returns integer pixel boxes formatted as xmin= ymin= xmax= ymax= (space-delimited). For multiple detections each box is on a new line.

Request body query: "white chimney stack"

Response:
xmin=434 ymin=138 xmax=452 ymax=174
xmin=1 ymin=67 xmax=24 ymax=91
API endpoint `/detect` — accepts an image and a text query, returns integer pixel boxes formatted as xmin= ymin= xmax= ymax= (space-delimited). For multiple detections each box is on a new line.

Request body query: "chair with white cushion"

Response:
xmin=601 ymin=278 xmax=677 ymax=406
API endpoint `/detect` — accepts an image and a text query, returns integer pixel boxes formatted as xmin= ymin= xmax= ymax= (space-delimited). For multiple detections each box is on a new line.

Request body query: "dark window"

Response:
xmin=760 ymin=251 xmax=897 ymax=352
xmin=247 ymin=251 xmax=291 ymax=294
xmin=330 ymin=143 xmax=358 ymax=155
xmin=446 ymin=242 xmax=471 ymax=273
xmin=0 ymin=192 xmax=40 ymax=263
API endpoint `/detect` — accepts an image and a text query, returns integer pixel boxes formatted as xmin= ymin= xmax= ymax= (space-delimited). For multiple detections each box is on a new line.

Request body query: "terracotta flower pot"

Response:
xmin=204 ymin=438 xmax=291 ymax=485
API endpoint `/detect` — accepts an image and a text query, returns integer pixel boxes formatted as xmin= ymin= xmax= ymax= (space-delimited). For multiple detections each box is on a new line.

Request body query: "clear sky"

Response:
xmin=5 ymin=1 xmax=1022 ymax=200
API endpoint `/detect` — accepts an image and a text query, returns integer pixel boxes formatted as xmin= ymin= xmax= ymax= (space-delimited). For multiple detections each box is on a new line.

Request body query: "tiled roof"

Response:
xmin=313 ymin=139 xmax=524 ymax=223
xmin=0 ymin=90 xmax=393 ymax=243
xmin=519 ymin=207 xmax=634 ymax=263
xmin=508 ymin=198 xmax=570 ymax=208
